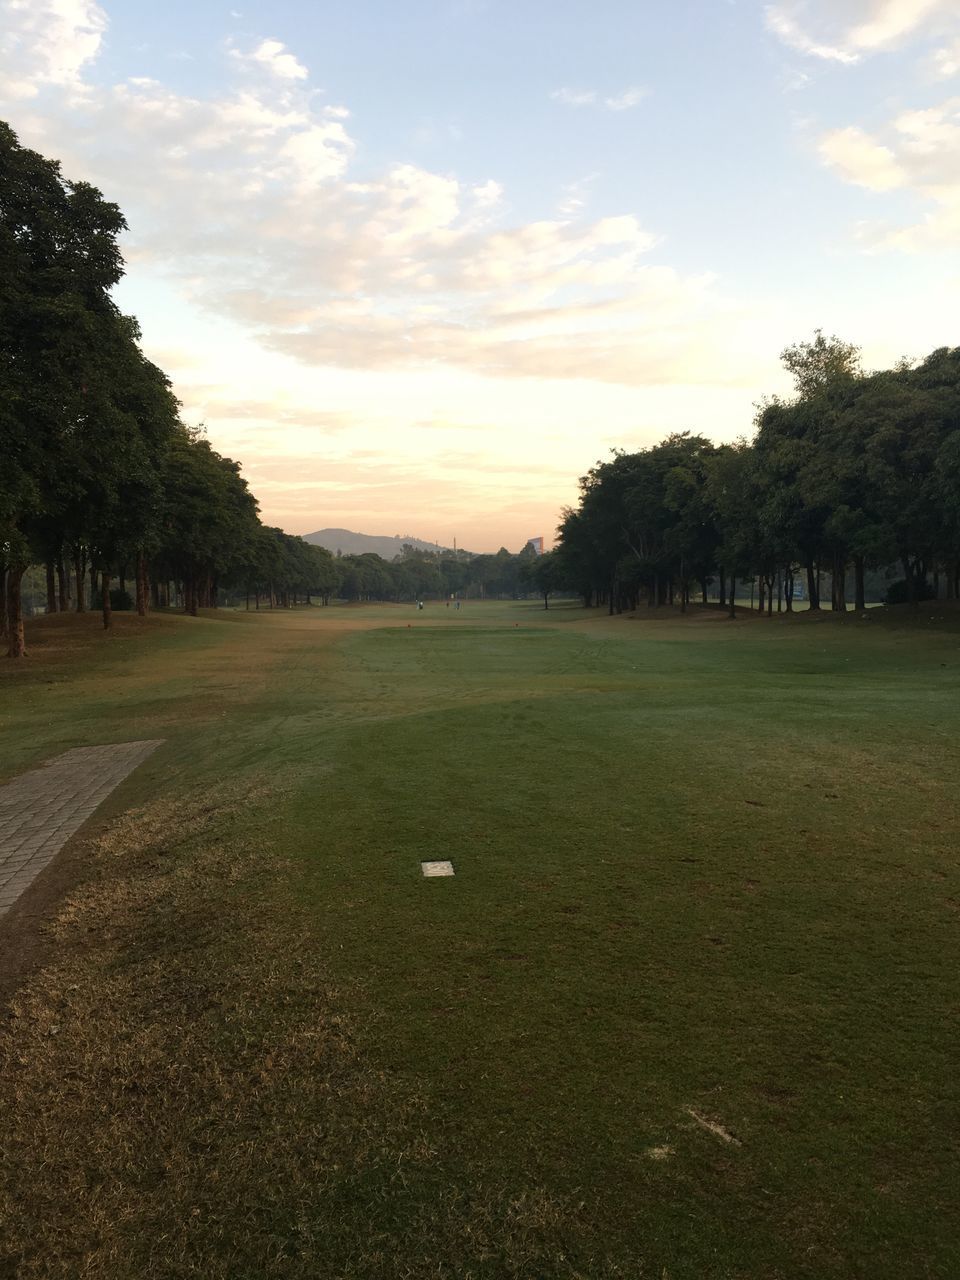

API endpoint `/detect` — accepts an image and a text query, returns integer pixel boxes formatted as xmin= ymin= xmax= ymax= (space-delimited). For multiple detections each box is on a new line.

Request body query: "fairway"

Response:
xmin=2 ymin=602 xmax=959 ymax=1279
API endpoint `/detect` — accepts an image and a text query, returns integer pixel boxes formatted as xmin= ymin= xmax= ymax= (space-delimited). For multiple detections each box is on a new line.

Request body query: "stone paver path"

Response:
xmin=0 ymin=741 xmax=163 ymax=918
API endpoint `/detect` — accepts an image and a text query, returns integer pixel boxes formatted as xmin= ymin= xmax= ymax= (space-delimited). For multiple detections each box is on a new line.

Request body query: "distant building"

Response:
xmin=524 ymin=536 xmax=545 ymax=556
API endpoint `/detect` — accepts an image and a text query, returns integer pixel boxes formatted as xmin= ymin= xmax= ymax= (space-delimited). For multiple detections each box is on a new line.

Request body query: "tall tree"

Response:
xmin=1 ymin=123 xmax=126 ymax=655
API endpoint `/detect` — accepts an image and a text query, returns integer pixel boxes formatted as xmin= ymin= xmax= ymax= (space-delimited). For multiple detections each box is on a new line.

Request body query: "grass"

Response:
xmin=1 ymin=599 xmax=959 ymax=1278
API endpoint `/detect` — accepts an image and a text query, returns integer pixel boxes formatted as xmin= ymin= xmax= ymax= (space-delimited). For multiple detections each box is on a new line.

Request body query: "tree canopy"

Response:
xmin=0 ymin=124 xmax=347 ymax=655
xmin=553 ymin=334 xmax=960 ymax=615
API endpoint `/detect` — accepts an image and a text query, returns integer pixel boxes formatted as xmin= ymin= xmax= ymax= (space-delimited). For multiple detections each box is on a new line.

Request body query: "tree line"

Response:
xmin=8 ymin=122 xmax=956 ymax=647
xmin=545 ymin=333 xmax=960 ymax=615
xmin=332 ymin=542 xmax=542 ymax=603
xmin=0 ymin=123 xmax=344 ymax=658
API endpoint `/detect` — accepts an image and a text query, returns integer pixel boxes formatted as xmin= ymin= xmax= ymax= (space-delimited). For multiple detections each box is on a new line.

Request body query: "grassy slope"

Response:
xmin=1 ymin=602 xmax=959 ymax=1279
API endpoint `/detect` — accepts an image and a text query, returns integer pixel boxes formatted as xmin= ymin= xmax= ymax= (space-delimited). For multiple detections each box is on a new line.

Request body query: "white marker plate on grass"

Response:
xmin=421 ymin=860 xmax=455 ymax=877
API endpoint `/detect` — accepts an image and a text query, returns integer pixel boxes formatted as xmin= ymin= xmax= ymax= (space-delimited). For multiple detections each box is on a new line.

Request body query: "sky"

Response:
xmin=2 ymin=1 xmax=959 ymax=552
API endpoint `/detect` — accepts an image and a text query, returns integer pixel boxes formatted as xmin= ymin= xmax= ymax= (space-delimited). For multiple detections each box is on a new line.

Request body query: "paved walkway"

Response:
xmin=0 ymin=741 xmax=163 ymax=918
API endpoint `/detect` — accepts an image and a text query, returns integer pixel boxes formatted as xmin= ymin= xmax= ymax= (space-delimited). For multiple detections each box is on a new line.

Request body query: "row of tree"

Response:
xmin=0 ymin=122 xmax=346 ymax=657
xmin=544 ymin=333 xmax=960 ymax=615
xmin=333 ymin=542 xmax=541 ymax=603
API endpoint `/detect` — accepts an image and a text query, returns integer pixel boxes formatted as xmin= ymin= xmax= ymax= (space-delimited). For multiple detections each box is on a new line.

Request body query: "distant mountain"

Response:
xmin=303 ymin=528 xmax=464 ymax=560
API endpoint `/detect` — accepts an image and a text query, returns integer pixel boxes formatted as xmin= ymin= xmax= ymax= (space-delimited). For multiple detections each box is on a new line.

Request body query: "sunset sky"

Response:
xmin=2 ymin=0 xmax=959 ymax=551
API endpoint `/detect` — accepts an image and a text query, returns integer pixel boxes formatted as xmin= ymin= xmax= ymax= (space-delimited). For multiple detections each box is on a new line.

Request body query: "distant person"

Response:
xmin=455 ymin=600 xmax=461 ymax=611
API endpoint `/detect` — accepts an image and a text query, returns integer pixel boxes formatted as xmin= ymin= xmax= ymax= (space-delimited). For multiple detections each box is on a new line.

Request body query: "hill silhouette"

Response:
xmin=303 ymin=528 xmax=465 ymax=560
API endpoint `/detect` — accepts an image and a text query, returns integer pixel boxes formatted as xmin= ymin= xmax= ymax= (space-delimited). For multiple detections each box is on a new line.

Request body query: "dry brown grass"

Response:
xmin=0 ymin=773 xmax=630 ymax=1280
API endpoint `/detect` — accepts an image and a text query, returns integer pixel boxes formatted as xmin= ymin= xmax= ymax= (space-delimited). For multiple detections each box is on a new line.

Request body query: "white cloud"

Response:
xmin=764 ymin=6 xmax=859 ymax=63
xmin=819 ymin=126 xmax=905 ymax=189
xmin=820 ymin=98 xmax=960 ymax=248
xmin=551 ymin=85 xmax=648 ymax=111
xmin=557 ymin=173 xmax=598 ymax=217
xmin=0 ymin=0 xmax=763 ymax=392
xmin=765 ymin=0 xmax=953 ymax=63
xmin=551 ymin=87 xmax=597 ymax=106
xmin=850 ymin=0 xmax=946 ymax=51
xmin=277 ymin=120 xmax=353 ymax=187
xmin=472 ymin=179 xmax=503 ymax=209
xmin=932 ymin=37 xmax=960 ymax=76
xmin=233 ymin=37 xmax=308 ymax=80
xmin=0 ymin=0 xmax=106 ymax=98
xmin=604 ymin=86 xmax=649 ymax=111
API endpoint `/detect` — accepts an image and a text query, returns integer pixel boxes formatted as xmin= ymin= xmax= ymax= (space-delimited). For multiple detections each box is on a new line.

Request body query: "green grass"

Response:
xmin=2 ymin=600 xmax=959 ymax=1278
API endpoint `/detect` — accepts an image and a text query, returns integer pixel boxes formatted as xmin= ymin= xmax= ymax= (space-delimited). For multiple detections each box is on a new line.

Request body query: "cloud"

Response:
xmin=232 ymin=37 xmax=308 ymax=81
xmin=932 ymin=37 xmax=960 ymax=76
xmin=604 ymin=86 xmax=649 ymax=111
xmin=0 ymin=0 xmax=761 ymax=392
xmin=551 ymin=87 xmax=597 ymax=106
xmin=551 ymin=85 xmax=648 ymax=111
xmin=765 ymin=0 xmax=953 ymax=63
xmin=0 ymin=0 xmax=106 ymax=98
xmin=764 ymin=6 xmax=860 ymax=62
xmin=174 ymin=387 xmax=357 ymax=428
xmin=819 ymin=126 xmax=905 ymax=189
xmin=557 ymin=173 xmax=599 ymax=217
xmin=820 ymin=98 xmax=960 ymax=247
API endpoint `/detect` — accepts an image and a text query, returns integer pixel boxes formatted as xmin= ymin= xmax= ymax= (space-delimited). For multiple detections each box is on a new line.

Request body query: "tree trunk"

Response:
xmin=74 ymin=549 xmax=87 ymax=612
xmin=833 ymin=550 xmax=846 ymax=611
xmin=785 ymin=569 xmax=794 ymax=612
xmin=728 ymin=573 xmax=736 ymax=619
xmin=718 ymin=568 xmax=726 ymax=609
xmin=101 ymin=573 xmax=112 ymax=630
xmin=805 ymin=560 xmax=819 ymax=611
xmin=136 ymin=551 xmax=148 ymax=617
xmin=0 ymin=564 xmax=8 ymax=639
xmin=57 ymin=555 xmax=68 ymax=611
xmin=903 ymin=556 xmax=919 ymax=608
xmin=6 ymin=565 xmax=26 ymax=658
xmin=757 ymin=577 xmax=764 ymax=614
xmin=89 ymin=563 xmax=99 ymax=612
xmin=45 ymin=560 xmax=57 ymax=614
xmin=854 ymin=556 xmax=866 ymax=612
xmin=776 ymin=570 xmax=783 ymax=613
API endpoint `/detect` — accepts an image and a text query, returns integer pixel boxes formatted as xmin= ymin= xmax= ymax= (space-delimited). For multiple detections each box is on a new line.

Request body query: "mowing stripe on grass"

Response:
xmin=0 ymin=741 xmax=163 ymax=916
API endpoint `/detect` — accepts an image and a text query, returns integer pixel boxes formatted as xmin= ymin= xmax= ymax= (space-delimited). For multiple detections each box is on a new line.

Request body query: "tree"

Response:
xmin=1 ymin=122 xmax=126 ymax=655
xmin=522 ymin=550 xmax=565 ymax=608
